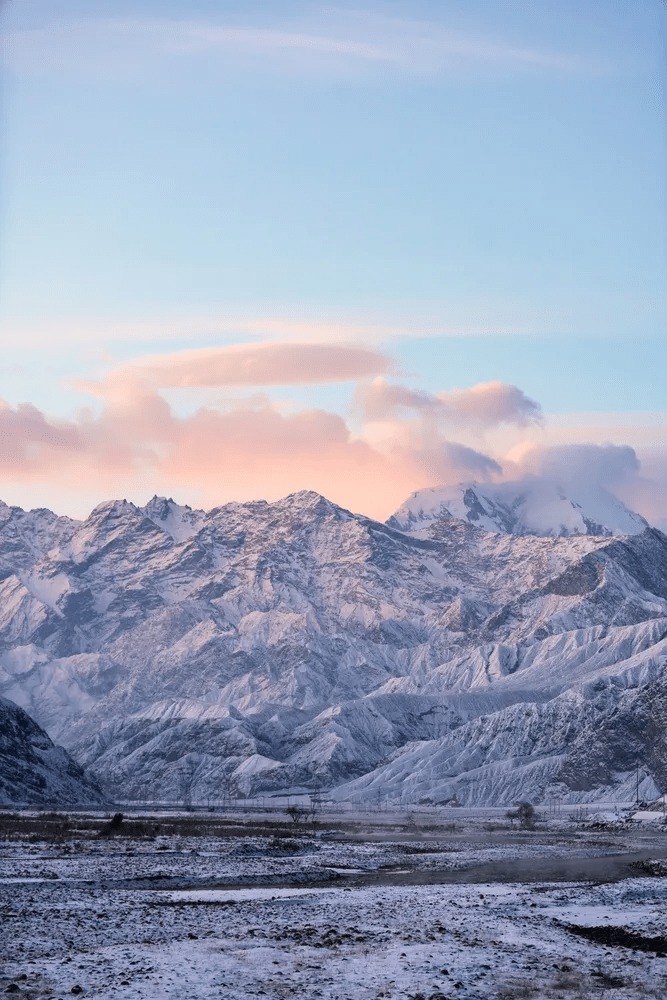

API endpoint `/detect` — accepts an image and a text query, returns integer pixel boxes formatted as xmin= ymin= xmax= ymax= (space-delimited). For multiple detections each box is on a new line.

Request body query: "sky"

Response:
xmin=0 ymin=0 xmax=665 ymax=524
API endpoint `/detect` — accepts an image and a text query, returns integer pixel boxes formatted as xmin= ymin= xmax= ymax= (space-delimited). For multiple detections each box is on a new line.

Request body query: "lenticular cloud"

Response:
xmin=119 ymin=341 xmax=394 ymax=388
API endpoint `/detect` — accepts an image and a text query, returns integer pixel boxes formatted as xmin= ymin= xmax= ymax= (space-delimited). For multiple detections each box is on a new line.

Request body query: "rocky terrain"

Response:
xmin=0 ymin=696 xmax=104 ymax=806
xmin=0 ymin=481 xmax=665 ymax=806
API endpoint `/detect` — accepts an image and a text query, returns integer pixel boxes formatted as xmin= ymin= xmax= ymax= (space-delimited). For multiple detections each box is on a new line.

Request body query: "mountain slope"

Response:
xmin=0 ymin=697 xmax=106 ymax=807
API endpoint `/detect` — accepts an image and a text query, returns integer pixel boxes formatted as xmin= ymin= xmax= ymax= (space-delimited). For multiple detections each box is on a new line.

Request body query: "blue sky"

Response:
xmin=0 ymin=1 xmax=665 ymax=520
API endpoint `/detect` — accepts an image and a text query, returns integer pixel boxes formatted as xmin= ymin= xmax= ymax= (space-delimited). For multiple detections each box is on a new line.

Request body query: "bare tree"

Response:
xmin=286 ymin=804 xmax=308 ymax=825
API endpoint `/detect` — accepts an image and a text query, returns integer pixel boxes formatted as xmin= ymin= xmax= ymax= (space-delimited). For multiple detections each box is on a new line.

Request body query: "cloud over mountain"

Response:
xmin=512 ymin=442 xmax=640 ymax=488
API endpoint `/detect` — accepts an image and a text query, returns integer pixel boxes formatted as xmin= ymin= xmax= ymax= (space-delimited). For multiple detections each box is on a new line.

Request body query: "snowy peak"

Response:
xmin=141 ymin=496 xmax=205 ymax=542
xmin=388 ymin=480 xmax=648 ymax=538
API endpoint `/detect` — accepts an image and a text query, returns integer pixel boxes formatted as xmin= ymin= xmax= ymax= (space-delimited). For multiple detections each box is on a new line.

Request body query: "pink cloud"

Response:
xmin=355 ymin=378 xmax=542 ymax=429
xmin=0 ymin=402 xmax=82 ymax=467
xmin=115 ymin=341 xmax=394 ymax=388
xmin=0 ymin=348 xmax=663 ymax=526
xmin=443 ymin=381 xmax=542 ymax=428
xmin=0 ymin=380 xmax=500 ymax=518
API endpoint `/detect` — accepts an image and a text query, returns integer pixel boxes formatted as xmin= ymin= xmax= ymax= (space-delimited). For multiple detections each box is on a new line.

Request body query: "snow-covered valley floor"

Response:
xmin=2 ymin=812 xmax=667 ymax=999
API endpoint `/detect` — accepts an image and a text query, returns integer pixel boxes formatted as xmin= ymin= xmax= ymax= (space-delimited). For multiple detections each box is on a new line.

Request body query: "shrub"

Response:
xmin=98 ymin=812 xmax=124 ymax=836
xmin=506 ymin=801 xmax=536 ymax=830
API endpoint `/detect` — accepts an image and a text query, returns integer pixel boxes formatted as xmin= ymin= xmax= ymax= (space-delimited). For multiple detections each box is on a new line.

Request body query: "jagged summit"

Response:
xmin=388 ymin=480 xmax=648 ymax=538
xmin=89 ymin=498 xmax=141 ymax=519
xmin=267 ymin=489 xmax=355 ymax=520
xmin=141 ymin=496 xmax=205 ymax=542
xmin=280 ymin=489 xmax=341 ymax=507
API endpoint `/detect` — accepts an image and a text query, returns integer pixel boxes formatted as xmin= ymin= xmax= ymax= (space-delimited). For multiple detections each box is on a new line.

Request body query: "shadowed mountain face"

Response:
xmin=0 ymin=488 xmax=665 ymax=806
xmin=0 ymin=696 xmax=105 ymax=807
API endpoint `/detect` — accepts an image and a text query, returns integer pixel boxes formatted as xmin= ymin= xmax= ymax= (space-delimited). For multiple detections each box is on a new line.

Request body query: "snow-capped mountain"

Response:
xmin=389 ymin=480 xmax=648 ymax=538
xmin=0 ymin=696 xmax=105 ymax=807
xmin=0 ymin=488 xmax=664 ymax=807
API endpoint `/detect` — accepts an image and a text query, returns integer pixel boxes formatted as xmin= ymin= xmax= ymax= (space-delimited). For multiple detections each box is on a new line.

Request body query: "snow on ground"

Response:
xmin=2 ymin=820 xmax=667 ymax=999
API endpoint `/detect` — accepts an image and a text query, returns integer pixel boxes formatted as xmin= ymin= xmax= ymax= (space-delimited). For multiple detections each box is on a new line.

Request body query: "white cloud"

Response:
xmin=5 ymin=11 xmax=601 ymax=81
xmin=514 ymin=442 xmax=640 ymax=489
xmin=0 ymin=305 xmax=562 ymax=354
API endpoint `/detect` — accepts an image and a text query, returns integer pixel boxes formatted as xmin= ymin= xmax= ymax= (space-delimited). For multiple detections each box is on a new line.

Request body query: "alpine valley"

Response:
xmin=1 ymin=479 xmax=666 ymax=808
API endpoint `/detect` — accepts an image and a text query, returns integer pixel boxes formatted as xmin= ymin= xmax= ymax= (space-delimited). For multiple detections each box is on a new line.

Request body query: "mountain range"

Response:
xmin=1 ymin=479 xmax=665 ymax=807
